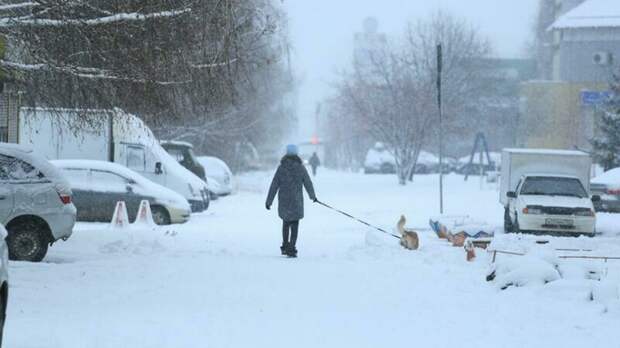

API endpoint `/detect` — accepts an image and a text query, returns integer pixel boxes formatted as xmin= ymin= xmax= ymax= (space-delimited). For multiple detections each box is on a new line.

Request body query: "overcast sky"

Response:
xmin=283 ymin=0 xmax=540 ymax=141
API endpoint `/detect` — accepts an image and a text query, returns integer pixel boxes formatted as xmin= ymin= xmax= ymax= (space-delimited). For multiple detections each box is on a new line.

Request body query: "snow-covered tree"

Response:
xmin=0 ymin=0 xmax=295 ymax=165
xmin=591 ymin=74 xmax=620 ymax=171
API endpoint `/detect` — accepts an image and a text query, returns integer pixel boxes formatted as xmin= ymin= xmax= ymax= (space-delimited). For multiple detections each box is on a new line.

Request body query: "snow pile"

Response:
xmin=364 ymin=228 xmax=398 ymax=248
xmin=489 ymin=245 xmax=561 ymax=290
xmin=592 ymin=167 xmax=620 ymax=187
xmin=591 ymin=277 xmax=620 ymax=315
xmin=99 ymin=227 xmax=169 ymax=255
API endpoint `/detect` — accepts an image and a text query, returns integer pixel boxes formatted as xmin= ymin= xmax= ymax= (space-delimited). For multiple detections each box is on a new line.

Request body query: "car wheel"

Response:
xmin=6 ymin=221 xmax=48 ymax=262
xmin=151 ymin=206 xmax=171 ymax=225
xmin=504 ymin=208 xmax=514 ymax=233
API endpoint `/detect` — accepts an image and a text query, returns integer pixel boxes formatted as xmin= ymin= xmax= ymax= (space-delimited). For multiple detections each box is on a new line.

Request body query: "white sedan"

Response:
xmin=197 ymin=156 xmax=234 ymax=196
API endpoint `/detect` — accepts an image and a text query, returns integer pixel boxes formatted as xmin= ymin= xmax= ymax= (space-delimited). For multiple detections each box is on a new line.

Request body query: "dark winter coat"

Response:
xmin=266 ymin=155 xmax=317 ymax=221
xmin=309 ymin=154 xmax=321 ymax=168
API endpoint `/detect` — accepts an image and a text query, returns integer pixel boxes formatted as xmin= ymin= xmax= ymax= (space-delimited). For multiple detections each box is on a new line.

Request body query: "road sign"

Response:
xmin=581 ymin=91 xmax=612 ymax=106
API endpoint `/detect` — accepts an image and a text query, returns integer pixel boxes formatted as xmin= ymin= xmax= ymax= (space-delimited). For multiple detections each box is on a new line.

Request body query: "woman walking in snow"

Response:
xmin=266 ymin=144 xmax=317 ymax=257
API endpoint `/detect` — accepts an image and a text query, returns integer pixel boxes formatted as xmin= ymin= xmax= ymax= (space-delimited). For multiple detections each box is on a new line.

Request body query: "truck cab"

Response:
xmin=500 ymin=149 xmax=600 ymax=236
xmin=505 ymin=174 xmax=599 ymax=236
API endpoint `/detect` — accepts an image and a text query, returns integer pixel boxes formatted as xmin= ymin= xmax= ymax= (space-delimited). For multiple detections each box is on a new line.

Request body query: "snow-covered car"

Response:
xmin=506 ymin=175 xmax=597 ymax=236
xmin=18 ymin=108 xmax=210 ymax=213
xmin=364 ymin=143 xmax=396 ymax=174
xmin=591 ymin=168 xmax=620 ymax=213
xmin=53 ymin=160 xmax=191 ymax=225
xmin=197 ymin=156 xmax=234 ymax=196
xmin=0 ymin=143 xmax=76 ymax=262
xmin=0 ymin=224 xmax=8 ymax=346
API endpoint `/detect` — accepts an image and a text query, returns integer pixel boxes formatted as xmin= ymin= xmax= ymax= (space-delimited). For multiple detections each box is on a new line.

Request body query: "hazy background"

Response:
xmin=284 ymin=0 xmax=539 ymax=141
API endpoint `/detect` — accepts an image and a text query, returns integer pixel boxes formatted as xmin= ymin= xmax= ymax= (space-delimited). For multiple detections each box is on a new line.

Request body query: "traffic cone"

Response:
xmin=110 ymin=201 xmax=130 ymax=230
xmin=134 ymin=200 xmax=155 ymax=227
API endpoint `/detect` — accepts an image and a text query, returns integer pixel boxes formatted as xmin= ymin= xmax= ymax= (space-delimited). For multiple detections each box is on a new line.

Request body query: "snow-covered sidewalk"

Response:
xmin=5 ymin=170 xmax=620 ymax=348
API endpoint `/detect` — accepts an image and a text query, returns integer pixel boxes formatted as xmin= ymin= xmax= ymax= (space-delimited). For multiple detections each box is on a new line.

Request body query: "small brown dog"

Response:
xmin=397 ymin=215 xmax=419 ymax=250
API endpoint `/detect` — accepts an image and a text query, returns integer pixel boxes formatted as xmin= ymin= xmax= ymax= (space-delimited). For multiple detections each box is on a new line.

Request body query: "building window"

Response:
xmin=0 ymin=127 xmax=7 ymax=142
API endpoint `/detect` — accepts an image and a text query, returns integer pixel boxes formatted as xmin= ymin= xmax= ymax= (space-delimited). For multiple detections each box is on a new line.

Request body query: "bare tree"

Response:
xmin=327 ymin=11 xmax=491 ymax=184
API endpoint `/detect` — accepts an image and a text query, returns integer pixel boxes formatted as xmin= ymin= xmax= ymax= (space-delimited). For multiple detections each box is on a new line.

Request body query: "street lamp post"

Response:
xmin=437 ymin=44 xmax=444 ymax=215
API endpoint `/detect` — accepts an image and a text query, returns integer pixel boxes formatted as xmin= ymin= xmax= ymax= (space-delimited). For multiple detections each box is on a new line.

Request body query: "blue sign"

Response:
xmin=581 ymin=90 xmax=612 ymax=106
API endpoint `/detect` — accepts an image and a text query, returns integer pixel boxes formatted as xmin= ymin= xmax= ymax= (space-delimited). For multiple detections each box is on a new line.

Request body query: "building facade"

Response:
xmin=520 ymin=0 xmax=619 ymax=151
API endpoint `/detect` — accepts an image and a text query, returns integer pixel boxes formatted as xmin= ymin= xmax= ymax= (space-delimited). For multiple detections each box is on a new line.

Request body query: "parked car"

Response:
xmin=591 ymin=167 xmax=620 ymax=213
xmin=0 ymin=143 xmax=76 ymax=261
xmin=501 ymin=149 xmax=597 ymax=236
xmin=197 ymin=156 xmax=234 ymax=196
xmin=0 ymin=224 xmax=8 ymax=346
xmin=364 ymin=143 xmax=396 ymax=174
xmin=161 ymin=141 xmax=206 ymax=181
xmin=160 ymin=141 xmax=220 ymax=200
xmin=18 ymin=108 xmax=210 ymax=212
xmin=52 ymin=160 xmax=191 ymax=225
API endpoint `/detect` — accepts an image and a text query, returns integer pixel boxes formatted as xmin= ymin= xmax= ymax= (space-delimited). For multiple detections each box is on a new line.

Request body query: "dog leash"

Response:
xmin=315 ymin=200 xmax=401 ymax=239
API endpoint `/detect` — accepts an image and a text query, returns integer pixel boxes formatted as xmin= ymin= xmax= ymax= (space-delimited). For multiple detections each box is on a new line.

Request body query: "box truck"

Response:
xmin=500 ymin=148 xmax=599 ymax=236
xmin=17 ymin=108 xmax=209 ymax=212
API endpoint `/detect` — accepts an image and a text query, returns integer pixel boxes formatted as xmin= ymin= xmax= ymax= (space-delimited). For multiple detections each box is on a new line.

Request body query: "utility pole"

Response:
xmin=437 ymin=44 xmax=444 ymax=215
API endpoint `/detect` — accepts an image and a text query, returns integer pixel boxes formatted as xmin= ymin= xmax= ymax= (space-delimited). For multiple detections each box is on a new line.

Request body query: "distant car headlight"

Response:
xmin=523 ymin=206 xmax=543 ymax=215
xmin=574 ymin=209 xmax=595 ymax=217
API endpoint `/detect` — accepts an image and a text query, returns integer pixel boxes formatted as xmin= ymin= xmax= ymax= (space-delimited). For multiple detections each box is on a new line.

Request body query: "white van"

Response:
xmin=17 ymin=108 xmax=209 ymax=212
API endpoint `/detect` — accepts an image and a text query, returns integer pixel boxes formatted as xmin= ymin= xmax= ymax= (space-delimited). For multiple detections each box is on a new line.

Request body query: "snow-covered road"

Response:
xmin=5 ymin=171 xmax=620 ymax=348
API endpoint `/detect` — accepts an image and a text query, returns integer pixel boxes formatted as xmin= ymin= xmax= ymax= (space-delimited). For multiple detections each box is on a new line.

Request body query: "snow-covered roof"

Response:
xmin=0 ymin=142 xmax=32 ymax=153
xmin=52 ymin=159 xmax=189 ymax=208
xmin=197 ymin=156 xmax=232 ymax=179
xmin=0 ymin=143 xmax=71 ymax=194
xmin=160 ymin=140 xmax=194 ymax=148
xmin=551 ymin=0 xmax=620 ymax=30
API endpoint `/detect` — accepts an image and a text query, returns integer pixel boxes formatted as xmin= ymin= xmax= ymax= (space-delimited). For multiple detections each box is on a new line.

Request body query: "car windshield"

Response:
xmin=520 ymin=177 xmax=587 ymax=198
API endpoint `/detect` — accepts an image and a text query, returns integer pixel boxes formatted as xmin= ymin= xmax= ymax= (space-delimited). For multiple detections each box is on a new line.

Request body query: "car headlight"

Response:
xmin=523 ymin=206 xmax=543 ymax=215
xmin=574 ymin=209 xmax=595 ymax=217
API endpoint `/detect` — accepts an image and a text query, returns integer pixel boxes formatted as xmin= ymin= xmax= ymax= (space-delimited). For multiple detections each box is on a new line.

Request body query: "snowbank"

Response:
xmin=592 ymin=168 xmax=620 ymax=187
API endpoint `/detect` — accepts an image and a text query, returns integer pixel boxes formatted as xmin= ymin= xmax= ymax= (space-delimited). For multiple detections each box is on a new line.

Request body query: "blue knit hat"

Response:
xmin=286 ymin=144 xmax=298 ymax=155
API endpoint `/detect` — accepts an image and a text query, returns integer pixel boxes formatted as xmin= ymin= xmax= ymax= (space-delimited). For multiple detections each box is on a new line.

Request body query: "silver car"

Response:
xmin=0 ymin=143 xmax=76 ymax=262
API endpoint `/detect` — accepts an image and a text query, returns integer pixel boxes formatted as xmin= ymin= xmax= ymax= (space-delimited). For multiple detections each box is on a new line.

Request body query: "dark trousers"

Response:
xmin=282 ymin=220 xmax=299 ymax=247
xmin=311 ymin=166 xmax=317 ymax=176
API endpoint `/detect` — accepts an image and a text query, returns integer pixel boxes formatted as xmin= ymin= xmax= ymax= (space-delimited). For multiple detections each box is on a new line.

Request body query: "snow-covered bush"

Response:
xmin=488 ymin=246 xmax=561 ymax=290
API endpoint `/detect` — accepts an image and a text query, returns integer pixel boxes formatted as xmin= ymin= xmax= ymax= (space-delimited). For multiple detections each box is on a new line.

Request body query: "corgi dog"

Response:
xmin=397 ymin=215 xmax=419 ymax=250
xmin=464 ymin=239 xmax=476 ymax=262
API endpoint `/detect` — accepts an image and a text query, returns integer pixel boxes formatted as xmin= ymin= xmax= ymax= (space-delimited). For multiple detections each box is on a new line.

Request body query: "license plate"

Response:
xmin=545 ymin=218 xmax=574 ymax=226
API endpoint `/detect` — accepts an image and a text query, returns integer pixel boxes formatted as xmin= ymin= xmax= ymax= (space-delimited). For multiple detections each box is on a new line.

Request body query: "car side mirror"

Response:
xmin=591 ymin=195 xmax=601 ymax=202
xmin=155 ymin=162 xmax=163 ymax=175
xmin=507 ymin=191 xmax=517 ymax=198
